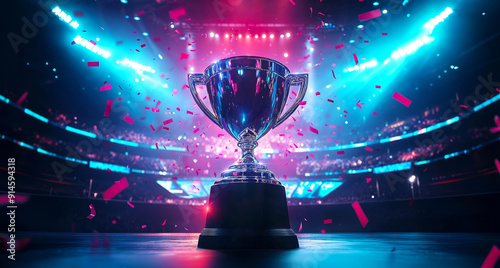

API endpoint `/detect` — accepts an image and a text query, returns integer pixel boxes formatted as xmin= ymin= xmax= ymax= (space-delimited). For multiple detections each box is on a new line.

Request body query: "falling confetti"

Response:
xmin=103 ymin=177 xmax=129 ymax=201
xmin=392 ymin=92 xmax=412 ymax=107
xmin=309 ymin=126 xmax=319 ymax=134
xmin=100 ymin=84 xmax=111 ymax=91
xmin=482 ymin=245 xmax=500 ymax=268
xmin=358 ymin=9 xmax=382 ymax=21
xmin=127 ymin=201 xmax=135 ymax=208
xmin=86 ymin=204 xmax=96 ymax=219
xmin=123 ymin=116 xmax=134 ymax=124
xmin=87 ymin=61 xmax=99 ymax=67
xmin=324 ymin=219 xmax=332 ymax=224
xmin=103 ymin=100 xmax=113 ymax=117
xmin=352 ymin=201 xmax=368 ymax=228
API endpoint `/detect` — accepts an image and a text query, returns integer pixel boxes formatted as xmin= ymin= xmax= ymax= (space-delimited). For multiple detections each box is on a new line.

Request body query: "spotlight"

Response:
xmin=255 ymin=34 xmax=258 ymax=38
xmin=383 ymin=9 xmax=388 ymax=14
xmin=215 ymin=34 xmax=219 ymax=38
xmin=357 ymin=25 xmax=364 ymax=29
xmin=238 ymin=34 xmax=242 ymax=38
xmin=209 ymin=32 xmax=214 ymax=37
xmin=246 ymin=34 xmax=250 ymax=38
xmin=262 ymin=34 xmax=266 ymax=38
xmin=170 ymin=24 xmax=174 ymax=28
xmin=409 ymin=175 xmax=416 ymax=183
xmin=270 ymin=34 xmax=274 ymax=38
xmin=284 ymin=53 xmax=288 ymax=57
xmin=225 ymin=33 xmax=229 ymax=38
xmin=286 ymin=32 xmax=291 ymax=37
xmin=373 ymin=2 xmax=379 ymax=6
xmin=280 ymin=34 xmax=284 ymax=38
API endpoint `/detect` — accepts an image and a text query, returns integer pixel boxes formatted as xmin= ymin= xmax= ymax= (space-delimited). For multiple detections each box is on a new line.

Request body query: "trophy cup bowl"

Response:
xmin=188 ymin=56 xmax=308 ymax=249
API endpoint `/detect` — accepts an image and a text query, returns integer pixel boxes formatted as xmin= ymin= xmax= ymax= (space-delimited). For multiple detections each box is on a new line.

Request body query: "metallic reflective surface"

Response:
xmin=188 ymin=56 xmax=308 ymax=184
xmin=7 ymin=232 xmax=499 ymax=268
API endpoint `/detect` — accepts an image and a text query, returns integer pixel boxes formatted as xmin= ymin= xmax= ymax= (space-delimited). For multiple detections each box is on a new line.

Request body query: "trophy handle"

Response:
xmin=188 ymin=73 xmax=223 ymax=128
xmin=274 ymin=73 xmax=308 ymax=128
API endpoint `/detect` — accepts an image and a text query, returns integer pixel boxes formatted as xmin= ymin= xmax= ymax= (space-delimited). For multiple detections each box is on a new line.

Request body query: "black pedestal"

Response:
xmin=198 ymin=183 xmax=299 ymax=249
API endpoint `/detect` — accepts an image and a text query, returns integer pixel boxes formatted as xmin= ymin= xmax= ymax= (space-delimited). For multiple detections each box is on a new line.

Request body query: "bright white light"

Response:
xmin=357 ymin=25 xmax=364 ymax=29
xmin=397 ymin=49 xmax=406 ymax=56
xmin=135 ymin=78 xmax=139 ymax=82
xmin=309 ymin=47 xmax=314 ymax=52
xmin=53 ymin=6 xmax=79 ymax=29
xmin=246 ymin=34 xmax=250 ymax=38
xmin=391 ymin=52 xmax=400 ymax=59
xmin=225 ymin=34 xmax=229 ymax=38
xmin=238 ymin=34 xmax=242 ymax=38
xmin=286 ymin=32 xmax=291 ymax=37
xmin=373 ymin=2 xmax=379 ymax=6
xmin=270 ymin=34 xmax=274 ymax=38
xmin=415 ymin=39 xmax=424 ymax=47
xmin=215 ymin=34 xmax=219 ymax=38
xmin=209 ymin=32 xmax=215 ymax=37
xmin=384 ymin=58 xmax=390 ymax=64
xmin=170 ymin=24 xmax=174 ymax=28
xmin=280 ymin=34 xmax=284 ymax=38
xmin=284 ymin=53 xmax=288 ymax=57
xmin=262 ymin=34 xmax=266 ymax=38
xmin=404 ymin=46 xmax=412 ymax=54
xmin=409 ymin=175 xmax=416 ymax=183
xmin=409 ymin=42 xmax=418 ymax=51
xmin=383 ymin=9 xmax=388 ymax=14
xmin=255 ymin=34 xmax=259 ymax=38
xmin=134 ymin=16 xmax=140 ymax=20
xmin=421 ymin=35 xmax=431 ymax=43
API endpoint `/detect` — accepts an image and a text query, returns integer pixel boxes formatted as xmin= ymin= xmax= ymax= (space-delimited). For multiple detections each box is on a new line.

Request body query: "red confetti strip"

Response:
xmin=337 ymin=150 xmax=345 ymax=155
xmin=193 ymin=128 xmax=200 ymax=133
xmin=103 ymin=100 xmax=113 ymax=117
xmin=142 ymin=225 xmax=147 ymax=228
xmin=100 ymin=84 xmax=111 ymax=91
xmin=140 ymin=44 xmax=146 ymax=48
xmin=87 ymin=61 xmax=99 ymax=67
xmin=299 ymin=101 xmax=307 ymax=105
xmin=309 ymin=126 xmax=319 ymax=134
xmin=353 ymin=54 xmax=359 ymax=65
xmin=112 ymin=220 xmax=117 ymax=224
xmin=391 ymin=247 xmax=396 ymax=252
xmin=169 ymin=7 xmax=186 ymax=22
xmin=482 ymin=245 xmax=500 ymax=268
xmin=103 ymin=177 xmax=129 ymax=201
xmin=365 ymin=146 xmax=373 ymax=151
xmin=324 ymin=219 xmax=332 ymax=224
xmin=366 ymin=178 xmax=371 ymax=183
xmin=321 ymin=229 xmax=325 ymax=234
xmin=299 ymin=222 xmax=302 ymax=232
xmin=123 ymin=116 xmax=134 ymax=125
xmin=162 ymin=219 xmax=167 ymax=226
xmin=335 ymin=44 xmax=344 ymax=49
xmin=217 ymin=134 xmax=224 ymax=137
xmin=409 ymin=199 xmax=414 ymax=206
xmin=356 ymin=100 xmax=365 ymax=109
xmin=127 ymin=201 xmax=135 ymax=208
xmin=289 ymin=0 xmax=295 ymax=5
xmin=358 ymin=9 xmax=382 ymax=21
xmin=179 ymin=53 xmax=189 ymax=60
xmin=327 ymin=99 xmax=334 ymax=103
xmin=351 ymin=201 xmax=368 ymax=227
xmin=495 ymin=159 xmax=500 ymax=175
xmin=107 ymin=168 xmax=112 ymax=173
xmin=16 ymin=91 xmax=28 ymax=106
xmin=150 ymin=124 xmax=156 ymax=131
xmin=187 ymin=110 xmax=194 ymax=115
xmin=86 ymin=204 xmax=96 ymax=219
xmin=392 ymin=92 xmax=412 ymax=107
xmin=332 ymin=70 xmax=336 ymax=79
xmin=163 ymin=118 xmax=173 ymax=125
xmin=382 ymin=33 xmax=388 ymax=35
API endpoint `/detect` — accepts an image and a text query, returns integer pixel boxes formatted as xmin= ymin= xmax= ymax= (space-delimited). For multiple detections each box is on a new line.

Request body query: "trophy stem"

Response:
xmin=237 ymin=128 xmax=259 ymax=164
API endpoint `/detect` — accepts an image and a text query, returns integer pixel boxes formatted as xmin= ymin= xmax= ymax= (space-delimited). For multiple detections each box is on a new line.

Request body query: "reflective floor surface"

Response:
xmin=2 ymin=233 xmax=499 ymax=268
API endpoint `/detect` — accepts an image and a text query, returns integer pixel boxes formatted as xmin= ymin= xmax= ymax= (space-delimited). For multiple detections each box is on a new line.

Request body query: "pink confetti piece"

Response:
xmin=332 ymin=70 xmax=336 ymax=79
xmin=187 ymin=110 xmax=194 ymax=115
xmin=366 ymin=178 xmax=371 ymax=183
xmin=193 ymin=128 xmax=200 ymax=133
xmin=337 ymin=150 xmax=345 ymax=155
xmin=309 ymin=126 xmax=319 ymax=134
xmin=382 ymin=32 xmax=388 ymax=35
xmin=140 ymin=44 xmax=146 ymax=48
xmin=127 ymin=201 xmax=135 ymax=208
xmin=103 ymin=100 xmax=113 ymax=117
xmin=375 ymin=85 xmax=381 ymax=88
xmin=392 ymin=92 xmax=412 ymax=107
xmin=335 ymin=44 xmax=344 ymax=49
xmin=482 ymin=245 xmax=500 ymax=268
xmin=162 ymin=219 xmax=167 ymax=226
xmin=324 ymin=219 xmax=332 ymax=224
xmin=358 ymin=9 xmax=382 ymax=21
xmin=495 ymin=159 xmax=500 ymax=175
xmin=123 ymin=116 xmax=134 ymax=124
xmin=172 ymin=88 xmax=178 ymax=96
xmin=299 ymin=222 xmax=302 ymax=232
xmin=169 ymin=7 xmax=186 ymax=22
xmin=289 ymin=0 xmax=295 ymax=5
xmin=321 ymin=229 xmax=325 ymax=234
xmin=86 ymin=204 xmax=96 ymax=219
xmin=217 ymin=134 xmax=224 ymax=137
xmin=150 ymin=124 xmax=156 ymax=131
xmin=307 ymin=189 xmax=312 ymax=192
xmin=142 ymin=225 xmax=147 ymax=228
xmin=352 ymin=201 xmax=368 ymax=228
xmin=373 ymin=112 xmax=378 ymax=116
xmin=107 ymin=168 xmax=112 ymax=173
xmin=391 ymin=247 xmax=396 ymax=252
xmin=365 ymin=146 xmax=373 ymax=151
xmin=299 ymin=101 xmax=307 ymax=105
xmin=100 ymin=84 xmax=111 ymax=91
xmin=318 ymin=12 xmax=325 ymax=16
xmin=16 ymin=91 xmax=28 ymax=106
xmin=163 ymin=118 xmax=173 ymax=125
xmin=87 ymin=61 xmax=99 ymax=67
xmin=103 ymin=177 xmax=129 ymax=201
xmin=327 ymin=99 xmax=334 ymax=103
xmin=356 ymin=100 xmax=365 ymax=109
xmin=353 ymin=54 xmax=359 ymax=65
xmin=74 ymin=11 xmax=84 ymax=17
xmin=112 ymin=220 xmax=117 ymax=224
xmin=179 ymin=53 xmax=189 ymax=60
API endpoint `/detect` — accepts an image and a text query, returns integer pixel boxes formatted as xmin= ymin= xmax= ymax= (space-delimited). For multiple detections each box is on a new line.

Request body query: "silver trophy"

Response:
xmin=188 ymin=56 xmax=307 ymax=249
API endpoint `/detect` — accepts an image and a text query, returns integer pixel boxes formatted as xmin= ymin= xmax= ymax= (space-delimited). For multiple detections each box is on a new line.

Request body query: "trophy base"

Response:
xmin=198 ymin=183 xmax=298 ymax=249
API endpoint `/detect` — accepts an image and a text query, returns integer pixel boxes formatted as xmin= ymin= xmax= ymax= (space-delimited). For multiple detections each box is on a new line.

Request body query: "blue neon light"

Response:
xmin=414 ymin=160 xmax=431 ymax=166
xmin=89 ymin=161 xmax=130 ymax=174
xmin=374 ymin=161 xmax=412 ymax=174
xmin=37 ymin=148 xmax=57 ymax=157
xmin=347 ymin=168 xmax=373 ymax=174
xmin=65 ymin=126 xmax=97 ymax=138
xmin=474 ymin=94 xmax=500 ymax=112
xmin=19 ymin=142 xmax=34 ymax=150
xmin=110 ymin=138 xmax=139 ymax=147
xmin=65 ymin=156 xmax=88 ymax=164
xmin=0 ymin=95 xmax=9 ymax=103
xmin=24 ymin=108 xmax=49 ymax=123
